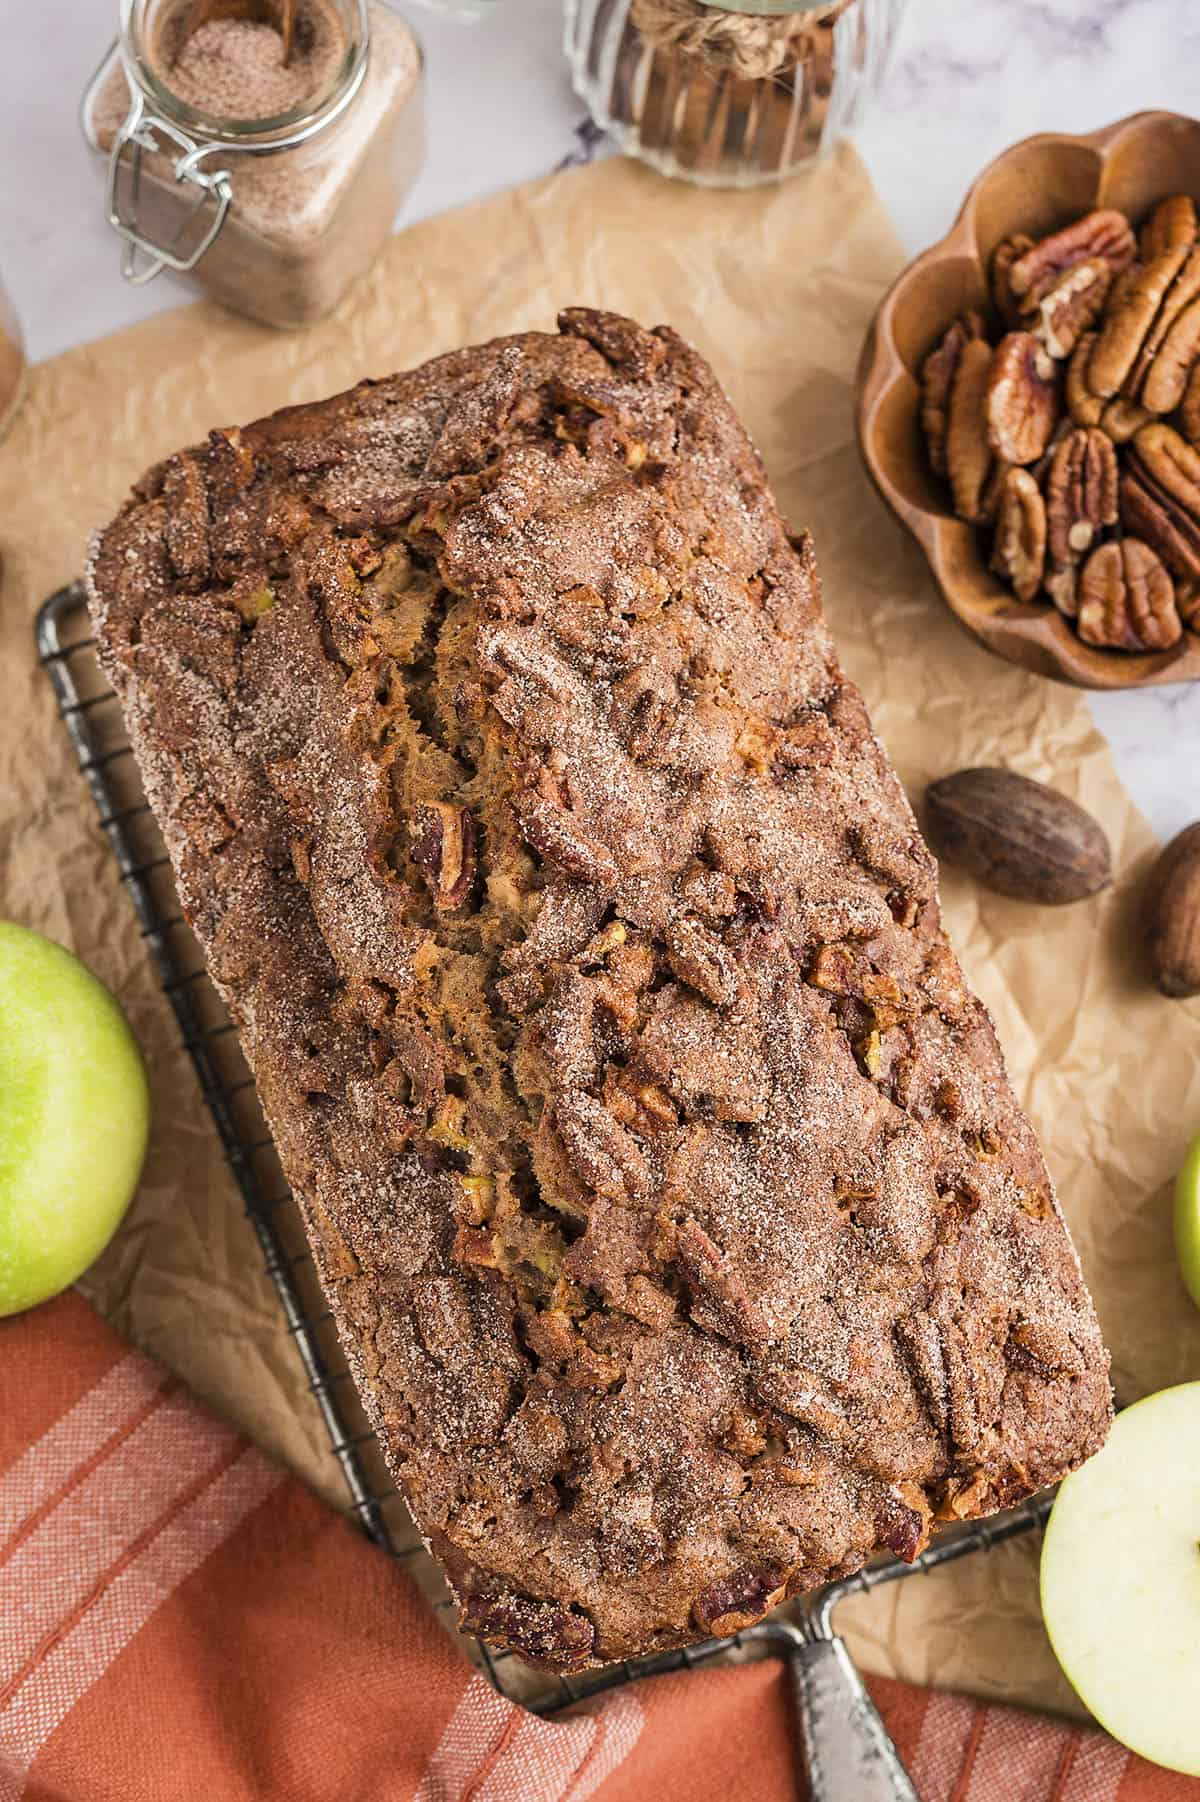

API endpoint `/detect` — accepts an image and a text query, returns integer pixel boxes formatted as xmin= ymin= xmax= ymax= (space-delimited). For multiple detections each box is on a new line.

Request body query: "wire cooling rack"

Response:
xmin=37 ymin=579 xmax=1054 ymax=1741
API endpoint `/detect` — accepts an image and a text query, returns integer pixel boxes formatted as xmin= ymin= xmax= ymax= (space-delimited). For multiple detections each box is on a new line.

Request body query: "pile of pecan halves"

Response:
xmin=921 ymin=194 xmax=1200 ymax=652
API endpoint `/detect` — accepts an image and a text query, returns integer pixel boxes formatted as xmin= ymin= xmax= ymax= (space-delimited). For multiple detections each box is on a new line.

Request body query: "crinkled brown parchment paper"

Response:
xmin=1 ymin=145 xmax=1198 ymax=1717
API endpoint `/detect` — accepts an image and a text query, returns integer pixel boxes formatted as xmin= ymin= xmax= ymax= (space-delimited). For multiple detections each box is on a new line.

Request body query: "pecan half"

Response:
xmin=1129 ymin=248 xmax=1200 ymax=408
xmin=1044 ymin=562 xmax=1079 ymax=618
xmin=1066 ymin=331 xmax=1103 ymax=427
xmin=990 ymin=468 xmax=1046 ymax=601
xmin=1029 ymin=256 xmax=1111 ymax=359
xmin=1009 ymin=209 xmax=1135 ymax=307
xmin=946 ymin=337 xmax=996 ymax=521
xmin=1077 ymin=539 xmax=1181 ymax=650
xmin=1142 ymin=290 xmax=1200 ymax=412
xmin=1181 ymin=361 xmax=1200 ymax=447
xmin=551 ymin=1091 xmax=650 ymax=1204
xmin=1099 ymin=395 xmax=1151 ymax=443
xmin=1045 ymin=427 xmax=1118 ymax=568
xmin=920 ymin=311 xmax=989 ymax=478
xmin=665 ymin=917 xmax=740 ymax=1008
xmin=1087 ymin=246 xmax=1190 ymax=397
xmin=991 ymin=234 xmax=1034 ymax=329
xmin=1140 ymin=193 xmax=1197 ymax=261
xmin=1121 ymin=422 xmax=1200 ymax=581
xmin=1180 ymin=582 xmax=1200 ymax=630
xmin=985 ymin=333 xmax=1059 ymax=465
xmin=410 ymin=802 xmax=477 ymax=908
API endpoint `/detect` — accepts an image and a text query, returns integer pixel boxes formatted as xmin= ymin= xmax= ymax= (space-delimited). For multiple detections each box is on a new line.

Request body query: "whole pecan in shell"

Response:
xmin=1143 ymin=823 xmax=1200 ymax=998
xmin=1045 ymin=427 xmax=1118 ymax=568
xmin=1077 ymin=538 xmax=1181 ymax=650
xmin=991 ymin=233 xmax=1034 ymax=329
xmin=1139 ymin=193 xmax=1197 ymax=262
xmin=925 ymin=767 xmax=1111 ymax=905
xmin=1029 ymin=257 xmax=1112 ymax=360
xmin=985 ymin=333 xmax=1059 ymax=465
xmin=920 ymin=311 xmax=989 ymax=477
xmin=1086 ymin=246 xmax=1189 ymax=398
xmin=990 ymin=467 xmax=1046 ymax=602
xmin=1008 ymin=209 xmax=1135 ymax=308
xmin=1121 ymin=422 xmax=1200 ymax=582
xmin=946 ymin=337 xmax=996 ymax=521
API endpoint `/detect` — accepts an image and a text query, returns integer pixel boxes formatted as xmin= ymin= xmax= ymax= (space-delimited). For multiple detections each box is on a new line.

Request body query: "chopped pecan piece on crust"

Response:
xmin=1008 ymin=209 xmax=1135 ymax=308
xmin=990 ymin=467 xmax=1046 ymax=602
xmin=1029 ymin=256 xmax=1112 ymax=360
xmin=875 ymin=1481 xmax=933 ymax=1562
xmin=946 ymin=337 xmax=997 ymax=522
xmin=410 ymin=803 xmax=477 ymax=909
xmin=1139 ymin=193 xmax=1197 ymax=262
xmin=460 ymin=1592 xmax=595 ymax=1671
xmin=920 ymin=311 xmax=989 ymax=478
xmin=1121 ymin=422 xmax=1200 ymax=582
xmin=1077 ymin=538 xmax=1181 ymax=651
xmin=1045 ymin=427 xmax=1118 ymax=568
xmin=693 ymin=1562 xmax=789 ymax=1637
xmin=985 ymin=333 xmax=1060 ymax=465
xmin=991 ymin=234 xmax=1034 ymax=329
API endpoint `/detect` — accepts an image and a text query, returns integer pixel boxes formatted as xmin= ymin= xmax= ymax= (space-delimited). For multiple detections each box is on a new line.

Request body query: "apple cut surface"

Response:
xmin=0 ymin=923 xmax=149 ymax=1316
xmin=1175 ymin=1131 xmax=1200 ymax=1312
xmin=1041 ymin=1383 xmax=1200 ymax=1777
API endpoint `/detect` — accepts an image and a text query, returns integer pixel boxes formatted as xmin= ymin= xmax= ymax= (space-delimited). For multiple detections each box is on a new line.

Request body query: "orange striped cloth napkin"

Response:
xmin=1 ymin=1291 xmax=1195 ymax=1802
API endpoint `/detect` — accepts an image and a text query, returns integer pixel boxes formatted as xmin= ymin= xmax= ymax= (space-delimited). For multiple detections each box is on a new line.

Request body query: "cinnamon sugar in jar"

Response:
xmin=82 ymin=0 xmax=423 ymax=328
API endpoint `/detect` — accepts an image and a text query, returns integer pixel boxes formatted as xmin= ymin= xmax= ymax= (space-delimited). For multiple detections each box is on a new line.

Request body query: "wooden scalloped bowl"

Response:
xmin=857 ymin=111 xmax=1200 ymax=689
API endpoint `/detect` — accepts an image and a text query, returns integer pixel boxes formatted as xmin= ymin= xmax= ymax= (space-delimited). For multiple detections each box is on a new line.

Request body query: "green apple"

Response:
xmin=1175 ymin=1130 xmax=1200 ymax=1311
xmin=1041 ymin=1383 xmax=1200 ymax=1776
xmin=0 ymin=923 xmax=149 ymax=1316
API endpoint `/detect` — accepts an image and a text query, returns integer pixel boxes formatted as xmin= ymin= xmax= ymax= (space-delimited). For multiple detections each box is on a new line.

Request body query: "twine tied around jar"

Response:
xmin=628 ymin=0 xmax=854 ymax=80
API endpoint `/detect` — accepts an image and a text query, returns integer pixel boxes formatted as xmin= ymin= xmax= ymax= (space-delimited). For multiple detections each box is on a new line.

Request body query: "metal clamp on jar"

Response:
xmin=82 ymin=0 xmax=424 ymax=328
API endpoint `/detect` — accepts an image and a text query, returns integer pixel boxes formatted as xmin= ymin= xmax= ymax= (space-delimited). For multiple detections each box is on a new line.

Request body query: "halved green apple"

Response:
xmin=1175 ymin=1130 xmax=1200 ymax=1312
xmin=0 ymin=923 xmax=149 ymax=1316
xmin=1041 ymin=1384 xmax=1200 ymax=1776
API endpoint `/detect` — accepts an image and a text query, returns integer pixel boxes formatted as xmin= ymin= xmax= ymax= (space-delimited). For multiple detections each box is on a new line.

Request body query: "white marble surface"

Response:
xmin=2 ymin=0 xmax=1197 ymax=835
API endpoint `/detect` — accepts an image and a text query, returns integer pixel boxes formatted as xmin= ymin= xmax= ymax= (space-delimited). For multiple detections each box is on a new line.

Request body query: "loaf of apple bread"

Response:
xmin=87 ymin=309 xmax=1111 ymax=1671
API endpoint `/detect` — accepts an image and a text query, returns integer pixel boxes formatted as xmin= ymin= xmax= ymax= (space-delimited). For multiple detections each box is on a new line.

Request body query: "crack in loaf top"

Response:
xmin=87 ymin=308 xmax=1111 ymax=1671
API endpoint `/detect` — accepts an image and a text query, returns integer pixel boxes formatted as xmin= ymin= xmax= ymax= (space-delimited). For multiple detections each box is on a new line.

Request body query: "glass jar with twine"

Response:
xmin=563 ymin=0 xmax=906 ymax=186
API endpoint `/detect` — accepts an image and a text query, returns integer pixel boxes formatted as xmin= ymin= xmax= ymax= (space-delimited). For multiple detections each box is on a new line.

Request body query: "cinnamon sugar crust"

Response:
xmin=86 ymin=309 xmax=1111 ymax=1671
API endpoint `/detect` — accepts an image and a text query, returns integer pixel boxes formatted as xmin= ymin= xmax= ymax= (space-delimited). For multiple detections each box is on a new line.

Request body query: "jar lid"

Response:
xmin=119 ymin=0 xmax=370 ymax=149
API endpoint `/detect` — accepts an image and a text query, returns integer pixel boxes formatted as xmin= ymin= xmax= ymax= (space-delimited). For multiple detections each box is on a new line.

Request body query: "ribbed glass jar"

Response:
xmin=563 ymin=0 xmax=906 ymax=187
xmin=0 ymin=275 xmax=26 ymax=447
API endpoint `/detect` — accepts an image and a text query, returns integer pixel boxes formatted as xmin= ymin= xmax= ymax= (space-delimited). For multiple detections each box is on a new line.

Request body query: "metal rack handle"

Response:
xmin=788 ymin=1638 xmax=919 ymax=1802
